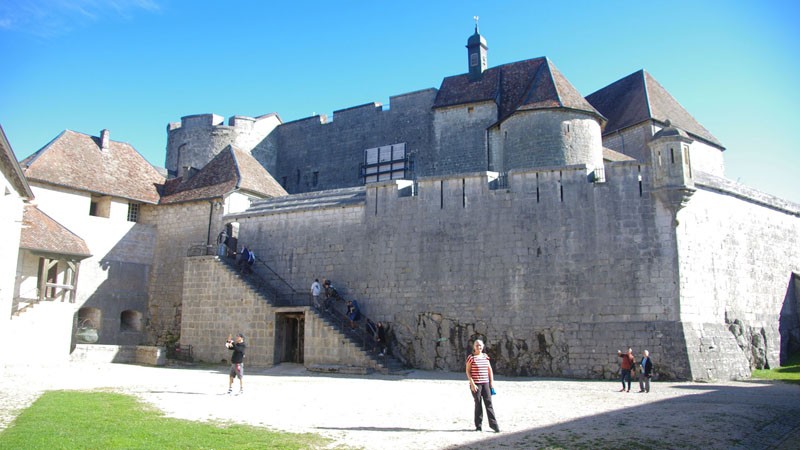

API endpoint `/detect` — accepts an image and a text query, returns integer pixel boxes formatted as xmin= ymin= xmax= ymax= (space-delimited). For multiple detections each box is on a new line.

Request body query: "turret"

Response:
xmin=466 ymin=17 xmax=488 ymax=81
xmin=648 ymin=120 xmax=695 ymax=211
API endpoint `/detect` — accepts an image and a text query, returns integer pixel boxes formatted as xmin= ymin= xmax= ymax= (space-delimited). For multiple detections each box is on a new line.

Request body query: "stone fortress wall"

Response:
xmin=166 ymin=85 xmax=605 ymax=197
xmin=226 ymin=159 xmax=799 ymax=380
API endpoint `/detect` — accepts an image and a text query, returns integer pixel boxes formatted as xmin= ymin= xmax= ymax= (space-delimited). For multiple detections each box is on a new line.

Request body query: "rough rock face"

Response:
xmin=728 ymin=318 xmax=769 ymax=370
xmin=391 ymin=312 xmax=571 ymax=377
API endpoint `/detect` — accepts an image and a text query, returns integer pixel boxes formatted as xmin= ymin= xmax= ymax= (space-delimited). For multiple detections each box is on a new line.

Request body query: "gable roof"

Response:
xmin=0 ymin=124 xmax=33 ymax=199
xmin=20 ymin=205 xmax=91 ymax=258
xmin=20 ymin=130 xmax=164 ymax=203
xmin=159 ymin=145 xmax=287 ymax=204
xmin=434 ymin=57 xmax=605 ymax=125
xmin=585 ymin=70 xmax=723 ymax=149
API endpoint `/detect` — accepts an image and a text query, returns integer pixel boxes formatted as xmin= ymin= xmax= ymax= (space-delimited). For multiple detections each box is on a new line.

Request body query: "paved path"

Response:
xmin=2 ymin=362 xmax=799 ymax=449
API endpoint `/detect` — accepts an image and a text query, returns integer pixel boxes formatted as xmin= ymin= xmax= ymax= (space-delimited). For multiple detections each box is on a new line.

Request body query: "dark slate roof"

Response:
xmin=0 ymin=124 xmax=33 ymax=199
xmin=234 ymin=186 xmax=366 ymax=216
xmin=20 ymin=205 xmax=91 ymax=258
xmin=434 ymin=57 xmax=605 ymax=124
xmin=585 ymin=70 xmax=724 ymax=149
xmin=20 ymin=130 xmax=164 ymax=203
xmin=602 ymin=147 xmax=636 ymax=162
xmin=159 ymin=145 xmax=287 ymax=204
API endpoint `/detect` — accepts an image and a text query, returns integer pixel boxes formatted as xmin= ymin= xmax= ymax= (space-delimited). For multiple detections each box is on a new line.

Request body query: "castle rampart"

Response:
xmin=223 ymin=161 xmax=799 ymax=380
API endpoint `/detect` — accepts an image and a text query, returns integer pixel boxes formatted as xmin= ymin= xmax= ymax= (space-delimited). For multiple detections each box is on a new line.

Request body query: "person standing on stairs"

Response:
xmin=311 ymin=279 xmax=322 ymax=310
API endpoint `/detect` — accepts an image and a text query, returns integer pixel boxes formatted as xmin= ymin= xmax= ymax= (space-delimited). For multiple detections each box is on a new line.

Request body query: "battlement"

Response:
xmin=363 ymin=162 xmax=647 ymax=214
xmin=168 ymin=113 xmax=280 ymax=133
xmin=279 ymin=88 xmax=437 ymax=129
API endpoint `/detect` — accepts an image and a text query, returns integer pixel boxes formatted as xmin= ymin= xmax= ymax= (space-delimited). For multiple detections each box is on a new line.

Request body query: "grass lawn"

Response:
xmin=0 ymin=390 xmax=330 ymax=449
xmin=751 ymin=353 xmax=800 ymax=385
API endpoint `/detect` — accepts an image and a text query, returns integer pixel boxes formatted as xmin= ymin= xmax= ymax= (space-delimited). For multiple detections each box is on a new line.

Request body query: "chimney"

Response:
xmin=100 ymin=129 xmax=110 ymax=151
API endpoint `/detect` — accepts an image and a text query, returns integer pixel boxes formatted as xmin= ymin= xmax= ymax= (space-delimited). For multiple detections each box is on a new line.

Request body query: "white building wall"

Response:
xmin=28 ymin=184 xmax=156 ymax=347
xmin=0 ymin=171 xmax=27 ymax=364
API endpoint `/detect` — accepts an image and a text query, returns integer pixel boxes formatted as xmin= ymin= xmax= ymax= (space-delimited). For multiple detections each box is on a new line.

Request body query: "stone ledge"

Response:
xmin=70 ymin=345 xmax=166 ymax=366
xmin=307 ymin=364 xmax=372 ymax=375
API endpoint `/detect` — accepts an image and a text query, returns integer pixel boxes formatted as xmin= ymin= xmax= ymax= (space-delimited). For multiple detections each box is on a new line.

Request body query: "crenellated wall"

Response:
xmin=251 ymin=89 xmax=438 ymax=194
xmin=221 ymin=161 xmax=800 ymax=380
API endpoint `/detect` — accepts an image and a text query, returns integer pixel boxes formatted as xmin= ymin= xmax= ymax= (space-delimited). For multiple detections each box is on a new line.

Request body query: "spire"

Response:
xmin=466 ymin=17 xmax=488 ymax=81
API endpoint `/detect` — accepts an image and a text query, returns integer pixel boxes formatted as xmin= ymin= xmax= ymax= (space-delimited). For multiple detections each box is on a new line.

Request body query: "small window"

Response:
xmin=89 ymin=195 xmax=111 ymax=218
xmin=281 ymin=176 xmax=287 ymax=188
xmin=127 ymin=203 xmax=140 ymax=222
xmin=470 ymin=53 xmax=479 ymax=67
xmin=120 ymin=310 xmax=143 ymax=332
xmin=467 ymin=106 xmax=474 ymax=114
xmin=312 ymin=171 xmax=319 ymax=187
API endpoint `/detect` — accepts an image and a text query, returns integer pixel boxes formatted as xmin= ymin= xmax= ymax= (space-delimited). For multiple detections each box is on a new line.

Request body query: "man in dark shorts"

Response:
xmin=226 ymin=333 xmax=246 ymax=395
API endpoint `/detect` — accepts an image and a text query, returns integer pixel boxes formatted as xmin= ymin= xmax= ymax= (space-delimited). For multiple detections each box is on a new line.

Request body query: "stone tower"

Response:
xmin=466 ymin=19 xmax=488 ymax=81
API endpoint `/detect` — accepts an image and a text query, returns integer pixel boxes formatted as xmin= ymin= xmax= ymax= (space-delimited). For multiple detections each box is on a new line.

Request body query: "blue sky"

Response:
xmin=1 ymin=1 xmax=798 ymax=202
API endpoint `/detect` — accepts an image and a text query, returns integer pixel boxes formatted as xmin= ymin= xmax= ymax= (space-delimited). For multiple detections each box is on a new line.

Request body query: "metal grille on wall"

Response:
xmin=361 ymin=143 xmax=408 ymax=184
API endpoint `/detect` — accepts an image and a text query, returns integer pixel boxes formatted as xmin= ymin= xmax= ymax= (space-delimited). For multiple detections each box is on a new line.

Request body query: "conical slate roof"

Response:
xmin=434 ymin=57 xmax=605 ymax=124
xmin=586 ymin=70 xmax=723 ymax=148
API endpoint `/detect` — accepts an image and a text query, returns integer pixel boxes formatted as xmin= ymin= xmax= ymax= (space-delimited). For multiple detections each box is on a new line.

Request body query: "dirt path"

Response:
xmin=2 ymin=362 xmax=799 ymax=449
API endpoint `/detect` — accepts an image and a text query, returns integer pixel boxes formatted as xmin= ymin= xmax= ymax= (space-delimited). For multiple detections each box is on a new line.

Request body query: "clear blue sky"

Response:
xmin=1 ymin=1 xmax=797 ymax=202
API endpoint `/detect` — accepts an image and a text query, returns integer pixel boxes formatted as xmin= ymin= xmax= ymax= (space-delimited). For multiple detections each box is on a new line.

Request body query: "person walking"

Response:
xmin=466 ymin=339 xmax=499 ymax=433
xmin=311 ymin=279 xmax=321 ymax=310
xmin=376 ymin=321 xmax=387 ymax=356
xmin=638 ymin=349 xmax=653 ymax=393
xmin=226 ymin=333 xmax=246 ymax=395
xmin=346 ymin=300 xmax=361 ymax=330
xmin=617 ymin=348 xmax=635 ymax=392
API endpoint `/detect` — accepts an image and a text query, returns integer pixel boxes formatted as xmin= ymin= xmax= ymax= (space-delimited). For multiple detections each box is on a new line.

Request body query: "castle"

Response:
xmin=3 ymin=27 xmax=799 ymax=380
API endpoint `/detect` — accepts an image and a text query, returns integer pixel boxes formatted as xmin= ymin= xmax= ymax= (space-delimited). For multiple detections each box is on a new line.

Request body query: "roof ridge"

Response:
xmin=640 ymin=70 xmax=652 ymax=119
xmin=543 ymin=58 xmax=564 ymax=107
xmin=227 ymin=145 xmax=243 ymax=190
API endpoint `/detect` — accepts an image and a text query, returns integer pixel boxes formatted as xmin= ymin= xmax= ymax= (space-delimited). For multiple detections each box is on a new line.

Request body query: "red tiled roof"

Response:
xmin=20 ymin=130 xmax=164 ymax=203
xmin=434 ymin=57 xmax=604 ymax=124
xmin=20 ymin=205 xmax=91 ymax=258
xmin=159 ymin=145 xmax=287 ymax=204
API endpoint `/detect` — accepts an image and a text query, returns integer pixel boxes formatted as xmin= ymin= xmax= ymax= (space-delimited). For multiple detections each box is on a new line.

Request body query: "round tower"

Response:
xmin=165 ymin=113 xmax=281 ymax=179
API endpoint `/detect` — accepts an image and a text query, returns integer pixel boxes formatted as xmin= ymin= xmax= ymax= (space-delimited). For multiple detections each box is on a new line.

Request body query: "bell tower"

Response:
xmin=466 ymin=16 xmax=488 ymax=81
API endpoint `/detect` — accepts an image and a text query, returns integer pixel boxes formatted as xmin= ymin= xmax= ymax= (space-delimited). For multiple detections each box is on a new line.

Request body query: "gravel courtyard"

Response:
xmin=1 ymin=362 xmax=799 ymax=449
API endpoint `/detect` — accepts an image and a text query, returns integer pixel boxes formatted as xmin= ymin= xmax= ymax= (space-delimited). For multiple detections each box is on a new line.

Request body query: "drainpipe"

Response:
xmin=207 ymin=199 xmax=217 ymax=247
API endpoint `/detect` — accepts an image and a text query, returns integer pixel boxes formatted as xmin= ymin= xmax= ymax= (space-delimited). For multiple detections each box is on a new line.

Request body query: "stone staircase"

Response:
xmin=215 ymin=256 xmax=407 ymax=374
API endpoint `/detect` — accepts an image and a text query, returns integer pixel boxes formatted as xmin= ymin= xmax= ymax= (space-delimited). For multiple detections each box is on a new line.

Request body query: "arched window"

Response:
xmin=120 ymin=310 xmax=143 ymax=332
xmin=77 ymin=307 xmax=102 ymax=343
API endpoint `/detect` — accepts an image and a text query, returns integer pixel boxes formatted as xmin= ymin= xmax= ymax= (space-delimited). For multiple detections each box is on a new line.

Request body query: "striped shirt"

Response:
xmin=467 ymin=354 xmax=491 ymax=384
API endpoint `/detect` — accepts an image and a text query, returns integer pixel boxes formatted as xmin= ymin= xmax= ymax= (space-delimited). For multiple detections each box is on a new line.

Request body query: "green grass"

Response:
xmin=752 ymin=353 xmax=800 ymax=384
xmin=0 ymin=390 xmax=330 ymax=449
